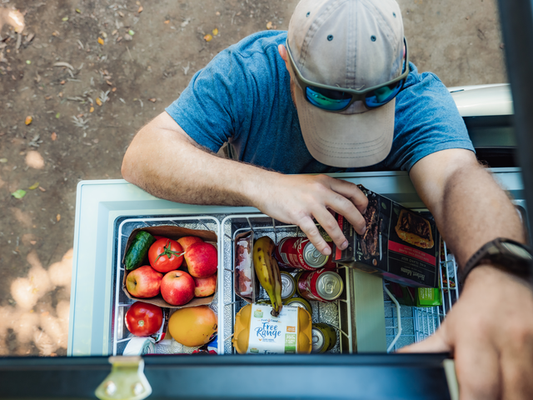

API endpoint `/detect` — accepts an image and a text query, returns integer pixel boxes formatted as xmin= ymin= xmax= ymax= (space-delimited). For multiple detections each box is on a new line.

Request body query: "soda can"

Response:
xmin=275 ymin=237 xmax=330 ymax=270
xmin=280 ymin=271 xmax=296 ymax=300
xmin=311 ymin=323 xmax=337 ymax=353
xmin=296 ymin=269 xmax=344 ymax=302
xmin=283 ymin=297 xmax=313 ymax=315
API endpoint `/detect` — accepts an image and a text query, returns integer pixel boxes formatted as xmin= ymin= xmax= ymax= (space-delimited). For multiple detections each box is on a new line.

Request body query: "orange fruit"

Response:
xmin=168 ymin=306 xmax=217 ymax=347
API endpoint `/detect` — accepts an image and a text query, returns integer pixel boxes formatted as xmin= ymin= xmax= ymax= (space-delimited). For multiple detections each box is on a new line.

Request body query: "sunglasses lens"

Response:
xmin=305 ymin=86 xmax=352 ymax=111
xmin=365 ymin=80 xmax=404 ymax=108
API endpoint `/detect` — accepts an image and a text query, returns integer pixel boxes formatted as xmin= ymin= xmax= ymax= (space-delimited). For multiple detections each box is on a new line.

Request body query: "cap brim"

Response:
xmin=295 ymin=84 xmax=394 ymax=168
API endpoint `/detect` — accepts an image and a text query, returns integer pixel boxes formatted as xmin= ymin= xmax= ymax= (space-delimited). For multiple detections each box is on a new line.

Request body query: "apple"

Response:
xmin=177 ymin=236 xmax=204 ymax=251
xmin=126 ymin=265 xmax=163 ymax=298
xmin=177 ymin=236 xmax=204 ymax=269
xmin=161 ymin=270 xmax=195 ymax=306
xmin=193 ymin=273 xmax=217 ymax=297
xmin=185 ymin=242 xmax=218 ymax=278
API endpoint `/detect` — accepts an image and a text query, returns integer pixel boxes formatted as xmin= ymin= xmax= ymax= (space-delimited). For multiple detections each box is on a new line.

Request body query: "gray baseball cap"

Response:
xmin=287 ymin=0 xmax=405 ymax=168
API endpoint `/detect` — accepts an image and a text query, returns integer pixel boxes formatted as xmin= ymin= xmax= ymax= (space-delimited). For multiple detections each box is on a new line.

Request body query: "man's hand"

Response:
xmin=252 ymin=174 xmax=368 ymax=256
xmin=400 ymin=266 xmax=533 ymax=399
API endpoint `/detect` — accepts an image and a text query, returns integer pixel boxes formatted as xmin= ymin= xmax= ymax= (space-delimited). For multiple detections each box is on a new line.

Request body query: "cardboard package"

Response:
xmin=333 ymin=186 xmax=440 ymax=288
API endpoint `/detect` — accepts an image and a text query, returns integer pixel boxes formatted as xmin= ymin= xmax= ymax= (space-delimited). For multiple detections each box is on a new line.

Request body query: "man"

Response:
xmin=122 ymin=0 xmax=533 ymax=398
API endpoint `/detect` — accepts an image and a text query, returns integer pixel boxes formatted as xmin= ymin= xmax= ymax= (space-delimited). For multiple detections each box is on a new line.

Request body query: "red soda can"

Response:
xmin=275 ymin=237 xmax=331 ymax=270
xmin=296 ymin=269 xmax=344 ymax=302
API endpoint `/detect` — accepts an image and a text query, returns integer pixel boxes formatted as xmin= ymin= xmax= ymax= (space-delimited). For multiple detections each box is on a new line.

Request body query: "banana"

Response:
xmin=253 ymin=236 xmax=283 ymax=317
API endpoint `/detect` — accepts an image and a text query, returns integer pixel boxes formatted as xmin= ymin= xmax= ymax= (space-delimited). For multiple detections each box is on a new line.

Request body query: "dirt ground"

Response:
xmin=0 ymin=0 xmax=506 ymax=356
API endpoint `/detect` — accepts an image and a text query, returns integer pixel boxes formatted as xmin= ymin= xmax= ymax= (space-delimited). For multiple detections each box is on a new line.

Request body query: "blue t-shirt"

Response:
xmin=166 ymin=31 xmax=474 ymax=174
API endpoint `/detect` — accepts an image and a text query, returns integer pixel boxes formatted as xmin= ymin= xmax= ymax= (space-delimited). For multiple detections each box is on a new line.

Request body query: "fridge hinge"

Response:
xmin=95 ymin=356 xmax=152 ymax=400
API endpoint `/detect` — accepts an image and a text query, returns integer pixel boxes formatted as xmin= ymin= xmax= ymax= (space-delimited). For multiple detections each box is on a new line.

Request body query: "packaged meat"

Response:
xmin=234 ymin=231 xmax=256 ymax=303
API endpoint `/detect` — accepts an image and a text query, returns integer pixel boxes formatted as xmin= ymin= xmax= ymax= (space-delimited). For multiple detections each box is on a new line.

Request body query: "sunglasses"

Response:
xmin=286 ymin=38 xmax=409 ymax=112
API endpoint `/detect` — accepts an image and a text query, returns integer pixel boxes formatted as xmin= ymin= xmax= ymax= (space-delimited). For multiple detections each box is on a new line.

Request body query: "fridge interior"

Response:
xmin=112 ymin=212 xmax=462 ymax=356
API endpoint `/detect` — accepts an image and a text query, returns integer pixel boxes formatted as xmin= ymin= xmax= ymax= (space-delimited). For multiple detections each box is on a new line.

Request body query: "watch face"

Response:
xmin=501 ymin=242 xmax=533 ymax=261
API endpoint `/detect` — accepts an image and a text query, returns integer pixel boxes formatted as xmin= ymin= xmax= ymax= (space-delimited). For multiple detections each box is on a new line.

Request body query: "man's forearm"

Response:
xmin=410 ymin=149 xmax=525 ymax=267
xmin=122 ymin=112 xmax=279 ymax=208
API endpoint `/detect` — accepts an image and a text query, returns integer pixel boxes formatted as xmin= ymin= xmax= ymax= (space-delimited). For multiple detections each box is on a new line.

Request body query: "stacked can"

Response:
xmin=283 ymin=297 xmax=313 ymax=315
xmin=280 ymin=271 xmax=297 ymax=300
xmin=296 ymin=269 xmax=344 ymax=302
xmin=311 ymin=323 xmax=337 ymax=353
xmin=275 ymin=237 xmax=335 ymax=270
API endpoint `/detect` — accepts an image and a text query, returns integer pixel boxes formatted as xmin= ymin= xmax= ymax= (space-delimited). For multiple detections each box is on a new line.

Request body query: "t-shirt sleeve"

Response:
xmin=165 ymin=49 xmax=248 ymax=153
xmin=388 ymin=71 xmax=475 ymax=172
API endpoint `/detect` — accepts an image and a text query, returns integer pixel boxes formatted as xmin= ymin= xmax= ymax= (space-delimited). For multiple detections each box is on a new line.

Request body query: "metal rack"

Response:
xmin=111 ymin=212 xmax=460 ymax=356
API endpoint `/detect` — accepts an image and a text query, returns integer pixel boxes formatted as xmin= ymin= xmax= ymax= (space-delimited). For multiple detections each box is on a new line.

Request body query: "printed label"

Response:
xmin=247 ymin=304 xmax=299 ymax=354
xmin=389 ymin=240 xmax=436 ymax=265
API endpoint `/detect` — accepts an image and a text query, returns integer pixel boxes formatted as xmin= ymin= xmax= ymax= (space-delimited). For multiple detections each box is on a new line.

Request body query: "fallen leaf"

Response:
xmin=98 ymin=37 xmax=104 ymax=45
xmin=111 ymin=87 xmax=117 ymax=92
xmin=101 ymin=32 xmax=107 ymax=39
xmin=12 ymin=190 xmax=26 ymax=199
xmin=76 ymin=8 xmax=81 ymax=13
xmin=128 ymin=30 xmax=135 ymax=36
xmin=58 ymin=92 xmax=63 ymax=97
xmin=96 ymin=98 xmax=102 ymax=106
xmin=266 ymin=21 xmax=273 ymax=29
xmin=56 ymin=214 xmax=61 ymax=222
xmin=26 ymin=60 xmax=31 ymax=65
xmin=148 ymin=98 xmax=156 ymax=103
xmin=55 ymin=113 xmax=60 ymax=119
xmin=164 ymin=20 xmax=170 ymax=24
xmin=138 ymin=6 xmax=143 ymax=13
xmin=90 ymin=107 xmax=94 ymax=113
xmin=30 ymin=241 xmax=36 ymax=245
xmin=51 ymin=132 xmax=57 ymax=141
xmin=45 ymin=96 xmax=52 ymax=100
xmin=118 ymin=11 xmax=124 ymax=17
xmin=106 ymin=80 xmax=112 ymax=86
xmin=0 ymin=158 xmax=7 ymax=163
xmin=216 ymin=11 xmax=220 ymax=16
xmin=112 ymin=29 xmax=118 ymax=35
xmin=38 ymin=187 xmax=46 ymax=192
xmin=25 ymin=116 xmax=33 ymax=125
xmin=52 ymin=31 xmax=59 ymax=37
xmin=204 ymin=34 xmax=213 ymax=42
xmin=28 ymin=182 xmax=39 ymax=190
xmin=60 ymin=80 xmax=65 ymax=85
xmin=212 ymin=28 xmax=219 ymax=36
xmin=62 ymin=17 xmax=68 ymax=22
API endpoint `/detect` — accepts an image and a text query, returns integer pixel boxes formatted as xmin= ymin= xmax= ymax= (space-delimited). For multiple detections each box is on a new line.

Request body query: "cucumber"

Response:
xmin=125 ymin=231 xmax=156 ymax=271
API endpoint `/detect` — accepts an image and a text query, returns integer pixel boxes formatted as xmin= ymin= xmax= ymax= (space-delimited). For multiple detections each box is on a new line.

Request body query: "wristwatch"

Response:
xmin=460 ymin=238 xmax=533 ymax=287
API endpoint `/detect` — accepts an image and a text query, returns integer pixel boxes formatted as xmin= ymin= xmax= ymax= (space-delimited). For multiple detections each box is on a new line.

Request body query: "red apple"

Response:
xmin=185 ymin=242 xmax=218 ymax=278
xmin=177 ymin=236 xmax=204 ymax=251
xmin=126 ymin=266 xmax=163 ymax=298
xmin=178 ymin=236 xmax=204 ymax=269
xmin=193 ymin=273 xmax=217 ymax=297
xmin=161 ymin=270 xmax=195 ymax=306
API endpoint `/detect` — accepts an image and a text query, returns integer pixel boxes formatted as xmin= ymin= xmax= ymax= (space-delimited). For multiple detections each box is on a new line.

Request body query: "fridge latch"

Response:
xmin=95 ymin=356 xmax=152 ymax=400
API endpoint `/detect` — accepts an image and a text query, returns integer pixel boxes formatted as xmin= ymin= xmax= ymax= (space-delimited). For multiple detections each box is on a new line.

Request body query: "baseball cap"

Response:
xmin=287 ymin=0 xmax=405 ymax=168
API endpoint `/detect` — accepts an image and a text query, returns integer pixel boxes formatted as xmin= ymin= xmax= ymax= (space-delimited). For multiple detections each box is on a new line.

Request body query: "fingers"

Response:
xmin=397 ymin=329 xmax=451 ymax=354
xmin=328 ymin=178 xmax=368 ymax=214
xmin=325 ymin=178 xmax=368 ymax=235
xmin=296 ymin=215 xmax=331 ymax=256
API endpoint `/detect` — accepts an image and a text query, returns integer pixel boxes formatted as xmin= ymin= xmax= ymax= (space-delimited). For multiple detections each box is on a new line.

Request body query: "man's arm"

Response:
xmin=122 ymin=111 xmax=368 ymax=255
xmin=404 ymin=148 xmax=533 ymax=399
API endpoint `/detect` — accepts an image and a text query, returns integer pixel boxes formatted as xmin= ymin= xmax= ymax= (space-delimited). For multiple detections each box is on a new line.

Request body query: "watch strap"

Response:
xmin=459 ymin=238 xmax=533 ymax=287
